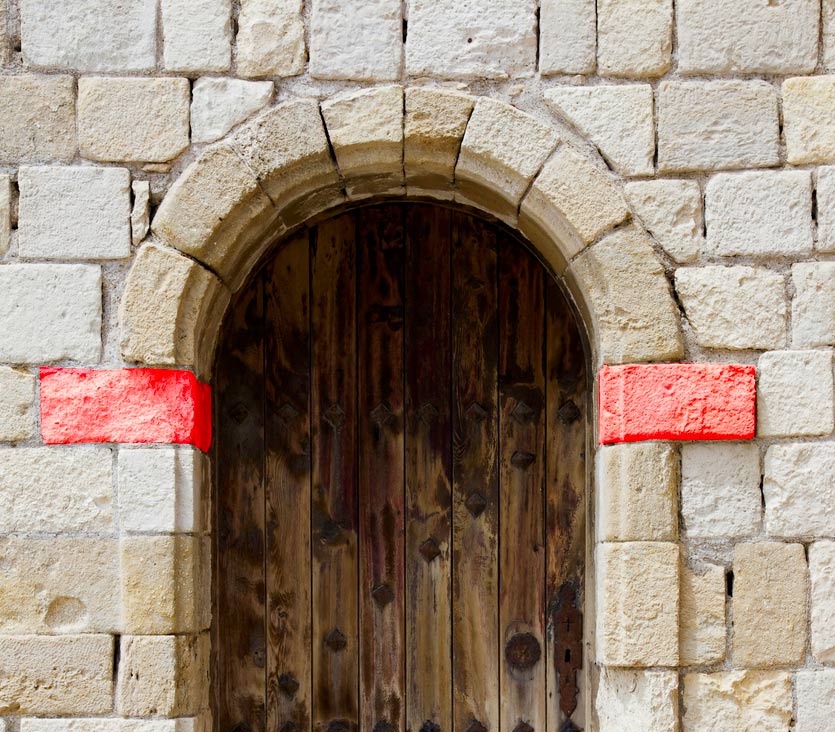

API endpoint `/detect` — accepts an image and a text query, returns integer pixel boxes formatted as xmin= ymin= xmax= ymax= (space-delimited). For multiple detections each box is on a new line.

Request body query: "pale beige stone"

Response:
xmin=0 ymin=174 xmax=10 ymax=255
xmin=682 ymin=671 xmax=792 ymax=732
xmin=162 ymin=0 xmax=231 ymax=73
xmin=0 ymin=367 xmax=35 ymax=442
xmin=597 ymin=0 xmax=672 ymax=77
xmin=22 ymin=721 xmax=198 ymax=732
xmin=792 ymin=262 xmax=835 ymax=347
xmin=596 ymin=669 xmax=678 ymax=732
xmin=680 ymin=563 xmax=726 ymax=666
xmin=826 ymin=1 xmax=835 ymax=72
xmin=733 ymin=541 xmax=807 ymax=667
xmin=797 ymin=670 xmax=835 ymax=732
xmin=597 ymin=442 xmax=678 ymax=542
xmin=784 ymin=77 xmax=835 ymax=165
xmin=0 ymin=537 xmax=119 ymax=634
xmin=191 ymin=77 xmax=274 ymax=144
xmin=816 ymin=168 xmax=835 ymax=251
xmin=596 ymin=542 xmax=679 ymax=667
xmin=809 ymin=542 xmax=835 ymax=663
xmin=568 ymin=227 xmax=683 ymax=364
xmin=79 ymin=77 xmax=191 ymax=163
xmin=539 ymin=0 xmax=596 ymax=75
xmin=237 ymin=0 xmax=304 ymax=78
xmin=131 ymin=180 xmax=151 ymax=245
xmin=0 ymin=635 xmax=113 ymax=714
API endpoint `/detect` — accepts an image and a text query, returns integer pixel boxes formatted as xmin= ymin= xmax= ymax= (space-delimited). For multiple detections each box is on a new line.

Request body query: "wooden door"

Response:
xmin=213 ymin=203 xmax=587 ymax=732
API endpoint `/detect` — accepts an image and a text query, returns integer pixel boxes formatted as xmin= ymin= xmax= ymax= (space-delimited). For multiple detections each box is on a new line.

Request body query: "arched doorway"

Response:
xmin=212 ymin=202 xmax=587 ymax=732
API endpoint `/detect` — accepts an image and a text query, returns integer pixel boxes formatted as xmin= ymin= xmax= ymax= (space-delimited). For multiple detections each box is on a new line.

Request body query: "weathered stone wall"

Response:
xmin=1 ymin=1 xmax=834 ymax=732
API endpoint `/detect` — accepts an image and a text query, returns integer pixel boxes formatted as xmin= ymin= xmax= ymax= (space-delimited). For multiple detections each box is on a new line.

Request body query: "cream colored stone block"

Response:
xmin=675 ymin=266 xmax=786 ymax=350
xmin=0 ymin=367 xmax=35 ymax=442
xmin=733 ymin=542 xmax=807 ymax=667
xmin=162 ymin=0 xmax=231 ymax=73
xmin=792 ymin=262 xmax=835 ymax=347
xmin=0 ymin=635 xmax=113 ymax=714
xmin=680 ymin=563 xmax=726 ymax=666
xmin=0 ymin=174 xmax=10 ymax=255
xmin=816 ymin=168 xmax=835 ymax=251
xmin=597 ymin=0 xmax=672 ymax=77
xmin=682 ymin=671 xmax=792 ymax=732
xmin=456 ymin=99 xmax=559 ymax=220
xmin=597 ymin=669 xmax=678 ymax=732
xmin=191 ymin=78 xmax=274 ymax=145
xmin=131 ymin=180 xmax=151 ymax=245
xmin=237 ymin=0 xmax=304 ymax=78
xmin=79 ymin=77 xmax=191 ymax=163
xmin=797 ymin=670 xmax=835 ymax=732
xmin=568 ymin=227 xmax=683 ymax=364
xmin=596 ymin=541 xmax=679 ymax=667
xmin=597 ymin=443 xmax=677 ymax=542
xmin=539 ymin=0 xmax=596 ymax=75
xmin=809 ymin=541 xmax=835 ymax=663
xmin=0 ymin=537 xmax=119 ymax=634
xmin=22 ymin=720 xmax=200 ymax=732
xmin=784 ymin=77 xmax=835 ymax=165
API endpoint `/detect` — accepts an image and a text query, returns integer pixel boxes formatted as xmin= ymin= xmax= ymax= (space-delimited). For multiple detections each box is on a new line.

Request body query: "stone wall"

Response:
xmin=1 ymin=1 xmax=834 ymax=732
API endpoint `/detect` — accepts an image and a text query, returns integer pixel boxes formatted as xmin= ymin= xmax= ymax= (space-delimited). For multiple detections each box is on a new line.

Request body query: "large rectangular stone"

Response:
xmin=810 ymin=541 xmax=835 ymax=663
xmin=681 ymin=563 xmax=726 ymax=666
xmin=797 ymin=670 xmax=835 ymax=732
xmin=596 ymin=669 xmax=678 ymax=732
xmin=540 ymin=0 xmax=596 ymax=75
xmin=0 ymin=367 xmax=36 ymax=442
xmin=22 ymin=720 xmax=199 ymax=732
xmin=783 ymin=76 xmax=835 ymax=165
xmin=597 ymin=0 xmax=672 ymax=77
xmin=792 ymin=262 xmax=835 ymax=347
xmin=161 ymin=0 xmax=231 ymax=73
xmin=237 ymin=0 xmax=304 ymax=77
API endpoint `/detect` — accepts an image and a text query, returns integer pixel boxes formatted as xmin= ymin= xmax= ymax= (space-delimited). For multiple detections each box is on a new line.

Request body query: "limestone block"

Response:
xmin=119 ymin=447 xmax=205 ymax=533
xmin=705 ymin=170 xmax=813 ymax=257
xmin=22 ymin=721 xmax=198 ymax=732
xmin=783 ymin=77 xmax=835 ymax=165
xmin=0 ymin=537 xmax=120 ymax=634
xmin=0 ymin=446 xmax=112 ymax=532
xmin=191 ymin=78 xmax=273 ymax=144
xmin=121 ymin=535 xmax=211 ymax=634
xmin=456 ymin=99 xmax=558 ymax=220
xmin=78 ymin=77 xmax=191 ymax=163
xmin=0 ymin=635 xmax=113 ymax=714
xmin=596 ymin=541 xmax=679 ymax=667
xmin=539 ymin=0 xmax=596 ymax=75
xmin=18 ymin=166 xmax=131 ymax=260
xmin=657 ymin=81 xmax=779 ymax=172
xmin=597 ymin=0 xmax=672 ymax=77
xmin=0 ymin=264 xmax=101 ymax=363
xmin=681 ymin=443 xmax=761 ymax=539
xmin=404 ymin=87 xmax=474 ymax=192
xmin=826 ymin=1 xmax=835 ymax=72
xmin=131 ymin=180 xmax=151 ymax=245
xmin=757 ymin=350 xmax=834 ymax=438
xmin=545 ymin=85 xmax=654 ymax=177
xmin=809 ymin=542 xmax=835 ymax=663
xmin=162 ymin=0 xmax=231 ymax=73
xmin=20 ymin=0 xmax=156 ymax=71
xmin=0 ymin=76 xmax=76 ymax=163
xmin=406 ymin=0 xmax=536 ymax=80
xmin=596 ymin=668 xmax=678 ymax=732
xmin=816 ymin=168 xmax=835 ymax=251
xmin=797 ymin=670 xmax=835 ymax=732
xmin=0 ymin=367 xmax=35 ymax=442
xmin=117 ymin=634 xmax=209 ymax=716
xmin=625 ymin=180 xmax=702 ymax=263
xmin=596 ymin=442 xmax=678 ymax=542
xmin=675 ymin=266 xmax=786 ymax=350
xmin=237 ymin=0 xmax=304 ymax=78
xmin=568 ymin=227 xmax=683 ymax=364
xmin=681 ymin=563 xmax=726 ymax=666
xmin=793 ymin=263 xmax=835 ymax=347
xmin=677 ymin=0 xmax=818 ymax=74
xmin=764 ymin=443 xmax=835 ymax=538
xmin=733 ymin=542 xmax=807 ymax=667
xmin=310 ymin=0 xmax=401 ymax=81
xmin=682 ymin=671 xmax=792 ymax=732
xmin=0 ymin=175 xmax=11 ymax=255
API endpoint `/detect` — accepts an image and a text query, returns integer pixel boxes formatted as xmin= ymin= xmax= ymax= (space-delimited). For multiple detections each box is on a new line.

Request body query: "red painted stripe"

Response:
xmin=40 ymin=368 xmax=212 ymax=452
xmin=599 ymin=363 xmax=756 ymax=444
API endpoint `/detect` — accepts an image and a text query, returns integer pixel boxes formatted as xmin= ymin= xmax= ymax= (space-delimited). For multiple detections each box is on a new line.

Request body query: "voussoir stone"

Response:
xmin=680 ymin=562 xmax=726 ymax=666
xmin=809 ymin=541 xmax=835 ymax=663
xmin=539 ymin=0 xmax=596 ymax=75
xmin=596 ymin=668 xmax=678 ymax=732
xmin=0 ymin=367 xmax=35 ymax=442
xmin=237 ymin=0 xmax=304 ymax=78
xmin=161 ymin=0 xmax=231 ymax=73
xmin=191 ymin=77 xmax=274 ymax=144
xmin=597 ymin=0 xmax=672 ymax=77
xmin=783 ymin=76 xmax=835 ymax=165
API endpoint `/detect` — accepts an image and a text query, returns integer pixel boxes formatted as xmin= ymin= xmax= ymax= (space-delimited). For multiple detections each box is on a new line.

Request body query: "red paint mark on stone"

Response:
xmin=599 ymin=363 xmax=756 ymax=444
xmin=40 ymin=368 xmax=212 ymax=452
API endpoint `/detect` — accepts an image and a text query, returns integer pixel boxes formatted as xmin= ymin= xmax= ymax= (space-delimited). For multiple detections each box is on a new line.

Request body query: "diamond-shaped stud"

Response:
xmin=371 ymin=583 xmax=395 ymax=607
xmin=277 ymin=672 xmax=299 ymax=698
xmin=276 ymin=402 xmax=300 ymax=424
xmin=324 ymin=628 xmax=347 ymax=652
xmin=465 ymin=402 xmax=488 ymax=423
xmin=371 ymin=402 xmax=394 ymax=428
xmin=417 ymin=402 xmax=439 ymax=425
xmin=557 ymin=400 xmax=581 ymax=425
xmin=324 ymin=403 xmax=346 ymax=429
xmin=280 ymin=723 xmax=298 ymax=732
xmin=465 ymin=492 xmax=488 ymax=518
xmin=465 ymin=721 xmax=487 ymax=732
xmin=228 ymin=401 xmax=249 ymax=425
xmin=373 ymin=721 xmax=396 ymax=732
xmin=327 ymin=721 xmax=351 ymax=732
xmin=511 ymin=451 xmax=536 ymax=470
xmin=511 ymin=400 xmax=535 ymax=425
xmin=419 ymin=538 xmax=441 ymax=563
xmin=420 ymin=721 xmax=440 ymax=732
xmin=513 ymin=723 xmax=533 ymax=732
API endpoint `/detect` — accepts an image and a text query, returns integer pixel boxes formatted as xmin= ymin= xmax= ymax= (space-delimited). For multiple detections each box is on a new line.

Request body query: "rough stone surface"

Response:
xmin=826 ymin=1 xmax=835 ymax=71
xmin=792 ymin=262 xmax=835 ymax=346
xmin=675 ymin=266 xmax=786 ymax=350
xmin=682 ymin=671 xmax=792 ymax=732
xmin=657 ymin=80 xmax=780 ymax=172
xmin=131 ymin=180 xmax=151 ymax=245
xmin=0 ymin=537 xmax=119 ymax=634
xmin=78 ymin=77 xmax=191 ymax=163
xmin=625 ymin=179 xmax=702 ymax=263
xmin=597 ymin=442 xmax=678 ymax=542
xmin=0 ymin=76 xmax=76 ymax=163
xmin=539 ymin=0 xmax=596 ymax=75
xmin=681 ymin=562 xmax=727 ymax=666
xmin=733 ymin=542 xmax=807 ymax=667
xmin=596 ymin=669 xmax=678 ymax=732
xmin=681 ymin=443 xmax=761 ymax=539
xmin=596 ymin=541 xmax=679 ymax=667
xmin=0 ymin=264 xmax=101 ymax=363
xmin=809 ymin=541 xmax=835 ymax=663
xmin=18 ymin=166 xmax=131 ymax=260
xmin=705 ymin=171 xmax=813 ymax=257
xmin=406 ymin=0 xmax=536 ymax=79
xmin=20 ymin=0 xmax=157 ymax=71
xmin=784 ymin=77 xmax=835 ymax=165
xmin=544 ymin=85 xmax=654 ymax=176
xmin=676 ymin=0 xmax=819 ymax=74
xmin=22 ymin=721 xmax=196 ymax=732
xmin=161 ymin=0 xmax=231 ymax=73
xmin=0 ymin=367 xmax=36 ymax=442
xmin=757 ymin=350 xmax=834 ymax=438
xmin=0 ymin=174 xmax=9 ymax=255
xmin=597 ymin=0 xmax=672 ymax=77
xmin=764 ymin=443 xmax=835 ymax=538
xmin=797 ymin=670 xmax=835 ymax=732
xmin=237 ymin=0 xmax=304 ymax=78
xmin=310 ymin=0 xmax=401 ymax=81
xmin=0 ymin=635 xmax=113 ymax=714
xmin=816 ymin=167 xmax=835 ymax=251
xmin=191 ymin=77 xmax=274 ymax=144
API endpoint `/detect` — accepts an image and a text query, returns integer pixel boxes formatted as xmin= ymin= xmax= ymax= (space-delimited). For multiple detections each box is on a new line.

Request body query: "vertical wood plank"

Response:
xmin=311 ymin=215 xmax=360 ymax=732
xmin=265 ymin=233 xmax=312 ymax=732
xmin=215 ymin=279 xmax=267 ymax=732
xmin=451 ymin=212 xmax=500 ymax=732
xmin=498 ymin=239 xmax=546 ymax=732
xmin=357 ymin=205 xmax=407 ymax=732
xmin=404 ymin=206 xmax=453 ymax=732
